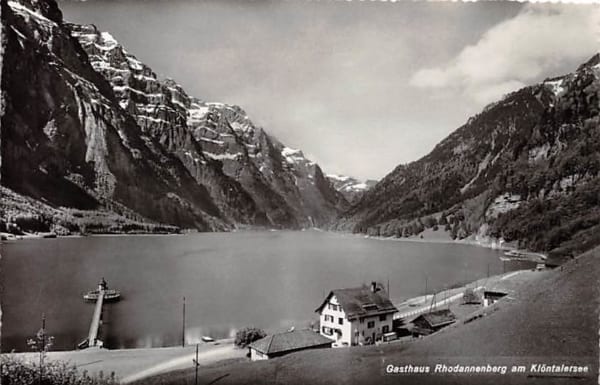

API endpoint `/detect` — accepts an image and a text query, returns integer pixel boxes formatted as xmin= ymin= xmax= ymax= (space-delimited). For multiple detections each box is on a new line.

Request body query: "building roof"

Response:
xmin=413 ymin=309 xmax=456 ymax=329
xmin=483 ymin=290 xmax=508 ymax=298
xmin=315 ymin=283 xmax=398 ymax=320
xmin=249 ymin=329 xmax=333 ymax=355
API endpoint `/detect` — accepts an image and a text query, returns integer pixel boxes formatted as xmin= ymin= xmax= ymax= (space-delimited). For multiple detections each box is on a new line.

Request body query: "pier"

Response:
xmin=80 ymin=279 xmax=120 ymax=349
xmin=87 ymin=289 xmax=105 ymax=348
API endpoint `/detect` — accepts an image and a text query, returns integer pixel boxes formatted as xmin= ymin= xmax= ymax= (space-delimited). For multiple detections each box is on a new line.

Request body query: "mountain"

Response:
xmin=339 ymin=54 xmax=600 ymax=264
xmin=326 ymin=174 xmax=377 ymax=203
xmin=0 ymin=0 xmax=347 ymax=235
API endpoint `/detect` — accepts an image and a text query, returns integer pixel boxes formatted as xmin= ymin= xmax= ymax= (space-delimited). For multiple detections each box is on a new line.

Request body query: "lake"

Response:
xmin=0 ymin=230 xmax=533 ymax=352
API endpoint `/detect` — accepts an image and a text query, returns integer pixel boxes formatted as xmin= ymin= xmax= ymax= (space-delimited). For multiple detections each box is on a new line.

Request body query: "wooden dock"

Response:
xmin=87 ymin=290 xmax=105 ymax=348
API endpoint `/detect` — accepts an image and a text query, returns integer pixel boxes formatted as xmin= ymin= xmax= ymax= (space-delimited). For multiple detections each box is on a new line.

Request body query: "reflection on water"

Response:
xmin=0 ymin=231 xmax=533 ymax=352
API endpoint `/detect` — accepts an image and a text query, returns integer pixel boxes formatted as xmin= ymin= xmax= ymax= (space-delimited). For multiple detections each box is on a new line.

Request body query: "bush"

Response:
xmin=234 ymin=327 xmax=266 ymax=348
xmin=0 ymin=355 xmax=117 ymax=385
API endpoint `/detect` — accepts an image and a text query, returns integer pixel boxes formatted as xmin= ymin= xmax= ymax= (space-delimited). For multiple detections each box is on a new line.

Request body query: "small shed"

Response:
xmin=411 ymin=309 xmax=456 ymax=336
xmin=248 ymin=329 xmax=333 ymax=361
xmin=483 ymin=290 xmax=507 ymax=307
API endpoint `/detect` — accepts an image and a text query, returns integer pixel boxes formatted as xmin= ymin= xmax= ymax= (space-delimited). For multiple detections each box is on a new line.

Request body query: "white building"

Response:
xmin=315 ymin=282 xmax=398 ymax=347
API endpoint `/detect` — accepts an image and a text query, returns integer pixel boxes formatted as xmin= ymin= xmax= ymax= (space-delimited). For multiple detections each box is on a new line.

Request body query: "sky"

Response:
xmin=59 ymin=1 xmax=600 ymax=180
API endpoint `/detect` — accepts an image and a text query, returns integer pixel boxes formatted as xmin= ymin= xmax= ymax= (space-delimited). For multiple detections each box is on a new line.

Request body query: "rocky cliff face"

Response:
xmin=339 ymin=54 xmax=600 ymax=263
xmin=68 ymin=22 xmax=348 ymax=228
xmin=2 ymin=0 xmax=229 ymax=232
xmin=1 ymin=0 xmax=347 ymax=234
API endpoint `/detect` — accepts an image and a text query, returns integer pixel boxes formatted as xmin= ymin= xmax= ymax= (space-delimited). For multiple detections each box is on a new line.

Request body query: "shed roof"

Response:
xmin=249 ymin=329 xmax=333 ymax=355
xmin=315 ymin=283 xmax=398 ymax=320
xmin=483 ymin=290 xmax=508 ymax=298
xmin=413 ymin=309 xmax=456 ymax=329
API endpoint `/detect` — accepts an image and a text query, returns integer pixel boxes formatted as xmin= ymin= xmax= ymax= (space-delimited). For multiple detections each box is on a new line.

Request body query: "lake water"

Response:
xmin=0 ymin=230 xmax=534 ymax=352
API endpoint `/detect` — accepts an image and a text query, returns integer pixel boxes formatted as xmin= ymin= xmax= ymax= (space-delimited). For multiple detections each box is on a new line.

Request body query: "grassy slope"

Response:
xmin=140 ymin=247 xmax=599 ymax=385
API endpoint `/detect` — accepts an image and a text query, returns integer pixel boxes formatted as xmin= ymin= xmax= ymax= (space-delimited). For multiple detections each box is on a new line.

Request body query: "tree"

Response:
xmin=27 ymin=314 xmax=54 ymax=385
xmin=234 ymin=327 xmax=266 ymax=348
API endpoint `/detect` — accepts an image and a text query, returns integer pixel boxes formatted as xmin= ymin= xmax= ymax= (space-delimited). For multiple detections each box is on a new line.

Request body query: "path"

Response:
xmin=5 ymin=339 xmax=245 ymax=384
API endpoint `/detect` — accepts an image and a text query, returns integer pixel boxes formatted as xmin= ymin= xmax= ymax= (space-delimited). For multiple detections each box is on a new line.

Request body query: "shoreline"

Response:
xmin=350 ymin=231 xmax=548 ymax=261
xmin=2 ymin=227 xmax=548 ymax=263
xmin=1 ymin=268 xmax=544 ymax=383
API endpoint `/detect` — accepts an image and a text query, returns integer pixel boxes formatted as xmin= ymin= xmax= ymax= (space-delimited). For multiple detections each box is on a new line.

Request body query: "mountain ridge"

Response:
xmin=338 ymin=54 xmax=600 ymax=264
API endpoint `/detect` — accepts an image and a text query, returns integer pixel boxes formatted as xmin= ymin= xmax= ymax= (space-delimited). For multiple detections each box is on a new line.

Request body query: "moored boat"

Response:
xmin=77 ymin=338 xmax=89 ymax=350
xmin=201 ymin=336 xmax=215 ymax=342
xmin=83 ymin=289 xmax=121 ymax=302
xmin=83 ymin=278 xmax=121 ymax=302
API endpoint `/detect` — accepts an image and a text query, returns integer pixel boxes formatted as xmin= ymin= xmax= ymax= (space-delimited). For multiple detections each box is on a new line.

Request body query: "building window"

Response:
xmin=338 ymin=317 xmax=343 ymax=325
xmin=359 ymin=318 xmax=364 ymax=324
xmin=322 ymin=326 xmax=333 ymax=336
xmin=382 ymin=325 xmax=390 ymax=334
xmin=379 ymin=314 xmax=387 ymax=321
xmin=367 ymin=321 xmax=375 ymax=329
xmin=324 ymin=315 xmax=334 ymax=322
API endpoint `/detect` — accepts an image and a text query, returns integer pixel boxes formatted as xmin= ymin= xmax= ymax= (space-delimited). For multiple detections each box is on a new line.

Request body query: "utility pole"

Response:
xmin=445 ymin=286 xmax=449 ymax=310
xmin=193 ymin=344 xmax=200 ymax=385
xmin=182 ymin=296 xmax=186 ymax=347
xmin=387 ymin=278 xmax=390 ymax=298
xmin=40 ymin=314 xmax=45 ymax=385
xmin=428 ymin=292 xmax=436 ymax=313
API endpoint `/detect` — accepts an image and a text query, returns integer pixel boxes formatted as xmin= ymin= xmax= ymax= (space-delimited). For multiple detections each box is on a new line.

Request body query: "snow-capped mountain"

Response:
xmin=326 ymin=174 xmax=377 ymax=203
xmin=338 ymin=53 xmax=600 ymax=264
xmin=68 ymin=23 xmax=347 ymax=227
xmin=1 ymin=0 xmax=347 ymax=234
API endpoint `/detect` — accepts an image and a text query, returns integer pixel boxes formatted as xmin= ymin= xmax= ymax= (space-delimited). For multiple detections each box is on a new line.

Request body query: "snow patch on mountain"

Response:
xmin=8 ymin=1 xmax=54 ymax=27
xmin=327 ymin=174 xmax=377 ymax=202
xmin=282 ymin=147 xmax=307 ymax=164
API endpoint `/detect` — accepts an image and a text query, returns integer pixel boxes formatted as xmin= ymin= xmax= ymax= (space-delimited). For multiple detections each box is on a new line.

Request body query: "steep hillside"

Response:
xmin=327 ymin=174 xmax=377 ymax=203
xmin=0 ymin=0 xmax=347 ymax=234
xmin=1 ymin=0 xmax=227 ymax=232
xmin=339 ymin=54 xmax=600 ymax=263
